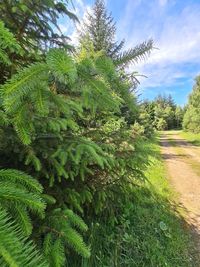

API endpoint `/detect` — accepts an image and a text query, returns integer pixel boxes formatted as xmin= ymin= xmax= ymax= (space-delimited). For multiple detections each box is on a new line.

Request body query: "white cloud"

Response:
xmin=148 ymin=8 xmax=200 ymax=65
xmin=120 ymin=1 xmax=200 ymax=92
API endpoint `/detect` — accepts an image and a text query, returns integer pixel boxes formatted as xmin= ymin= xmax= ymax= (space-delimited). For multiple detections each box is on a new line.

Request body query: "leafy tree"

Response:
xmin=79 ymin=0 xmax=153 ymax=67
xmin=164 ymin=105 xmax=175 ymax=130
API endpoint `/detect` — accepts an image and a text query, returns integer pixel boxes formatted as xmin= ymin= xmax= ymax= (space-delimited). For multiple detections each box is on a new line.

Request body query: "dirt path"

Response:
xmin=160 ymin=131 xmax=200 ymax=262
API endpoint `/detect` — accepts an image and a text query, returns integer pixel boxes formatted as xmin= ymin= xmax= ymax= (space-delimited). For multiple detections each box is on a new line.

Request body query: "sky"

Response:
xmin=59 ymin=0 xmax=200 ymax=105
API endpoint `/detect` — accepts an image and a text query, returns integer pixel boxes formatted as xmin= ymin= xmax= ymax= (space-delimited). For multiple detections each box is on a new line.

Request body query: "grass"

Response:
xmin=180 ymin=131 xmax=200 ymax=146
xmin=71 ymin=136 xmax=193 ymax=267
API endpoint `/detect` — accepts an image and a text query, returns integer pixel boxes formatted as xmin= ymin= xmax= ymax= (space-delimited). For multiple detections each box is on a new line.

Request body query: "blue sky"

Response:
xmin=59 ymin=0 xmax=200 ymax=105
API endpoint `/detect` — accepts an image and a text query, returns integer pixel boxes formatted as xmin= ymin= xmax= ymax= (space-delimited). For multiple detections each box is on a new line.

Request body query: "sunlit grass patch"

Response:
xmin=181 ymin=131 xmax=200 ymax=146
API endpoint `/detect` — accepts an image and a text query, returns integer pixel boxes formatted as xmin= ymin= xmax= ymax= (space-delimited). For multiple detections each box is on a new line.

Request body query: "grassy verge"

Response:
xmin=180 ymin=131 xmax=200 ymax=146
xmin=71 ymin=136 xmax=193 ymax=267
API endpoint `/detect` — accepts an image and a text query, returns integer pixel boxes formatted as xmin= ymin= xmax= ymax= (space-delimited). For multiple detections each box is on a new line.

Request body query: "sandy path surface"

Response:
xmin=160 ymin=131 xmax=200 ymax=260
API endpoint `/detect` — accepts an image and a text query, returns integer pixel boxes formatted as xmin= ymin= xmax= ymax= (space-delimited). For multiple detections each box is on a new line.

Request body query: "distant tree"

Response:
xmin=140 ymin=94 xmax=183 ymax=131
xmin=183 ymin=76 xmax=200 ymax=132
xmin=164 ymin=105 xmax=175 ymax=130
xmin=79 ymin=0 xmax=153 ymax=67
xmin=157 ymin=118 xmax=167 ymax=131
xmin=175 ymin=106 xmax=185 ymax=129
xmin=166 ymin=94 xmax=176 ymax=109
xmin=138 ymin=104 xmax=154 ymax=137
xmin=155 ymin=94 xmax=175 ymax=109
xmin=80 ymin=0 xmax=123 ymax=57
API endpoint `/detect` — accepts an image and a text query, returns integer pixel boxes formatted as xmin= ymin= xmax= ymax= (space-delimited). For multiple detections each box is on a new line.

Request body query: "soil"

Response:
xmin=160 ymin=131 xmax=200 ymax=264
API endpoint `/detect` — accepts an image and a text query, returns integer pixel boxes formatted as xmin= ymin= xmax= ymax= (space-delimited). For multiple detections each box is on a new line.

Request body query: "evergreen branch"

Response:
xmin=0 ymin=169 xmax=43 ymax=193
xmin=0 ymin=181 xmax=46 ymax=217
xmin=11 ymin=204 xmax=33 ymax=236
xmin=114 ymin=40 xmax=154 ymax=67
xmin=64 ymin=209 xmax=88 ymax=232
xmin=47 ymin=49 xmax=77 ymax=84
xmin=0 ymin=207 xmax=48 ymax=267
xmin=1 ymin=63 xmax=47 ymax=98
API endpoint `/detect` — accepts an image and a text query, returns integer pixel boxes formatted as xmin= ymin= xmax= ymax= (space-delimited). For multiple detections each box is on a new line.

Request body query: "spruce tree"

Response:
xmin=0 ymin=20 xmax=91 ymax=266
xmin=80 ymin=0 xmax=124 ymax=58
xmin=80 ymin=0 xmax=153 ymax=67
xmin=0 ymin=2 xmax=155 ymax=265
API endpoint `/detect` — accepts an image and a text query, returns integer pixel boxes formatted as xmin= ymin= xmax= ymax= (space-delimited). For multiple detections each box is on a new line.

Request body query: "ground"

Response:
xmin=160 ymin=130 xmax=200 ymax=264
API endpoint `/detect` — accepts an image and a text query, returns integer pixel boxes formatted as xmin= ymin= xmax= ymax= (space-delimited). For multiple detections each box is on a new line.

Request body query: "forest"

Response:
xmin=0 ymin=0 xmax=199 ymax=266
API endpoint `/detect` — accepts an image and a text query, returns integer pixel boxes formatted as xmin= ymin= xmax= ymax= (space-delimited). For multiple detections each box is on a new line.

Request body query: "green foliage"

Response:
xmin=0 ymin=48 xmax=124 ymax=144
xmin=156 ymin=117 xmax=167 ymax=130
xmin=0 ymin=168 xmax=90 ymax=266
xmin=0 ymin=0 xmax=78 ymax=53
xmin=0 ymin=169 xmax=43 ymax=192
xmin=0 ymin=208 xmax=47 ymax=267
xmin=175 ymin=106 xmax=184 ymax=129
xmin=0 ymin=1 xmax=78 ymax=87
xmin=0 ymin=30 xmax=144 ymax=265
xmin=183 ymin=76 xmax=200 ymax=133
xmin=114 ymin=40 xmax=153 ymax=68
xmin=0 ymin=169 xmax=46 ymax=223
xmin=0 ymin=169 xmax=47 ymax=266
xmin=0 ymin=21 xmax=22 ymax=65
xmin=47 ymin=49 xmax=77 ymax=84
xmin=42 ymin=208 xmax=90 ymax=266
